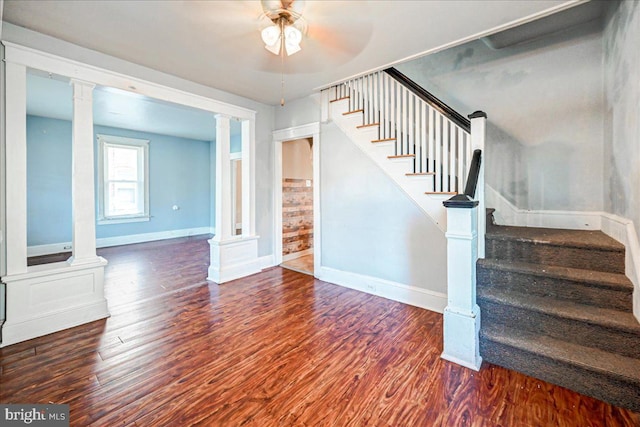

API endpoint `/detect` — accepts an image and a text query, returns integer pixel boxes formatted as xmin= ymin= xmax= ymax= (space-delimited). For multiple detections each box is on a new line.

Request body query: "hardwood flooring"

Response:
xmin=4 ymin=236 xmax=639 ymax=426
xmin=281 ymin=253 xmax=314 ymax=276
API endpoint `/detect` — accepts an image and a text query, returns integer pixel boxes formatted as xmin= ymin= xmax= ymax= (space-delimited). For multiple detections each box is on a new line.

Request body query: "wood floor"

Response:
xmin=281 ymin=253 xmax=314 ymax=276
xmin=3 ymin=236 xmax=639 ymax=426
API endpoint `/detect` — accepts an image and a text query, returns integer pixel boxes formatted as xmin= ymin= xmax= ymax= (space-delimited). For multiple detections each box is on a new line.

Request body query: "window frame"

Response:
xmin=97 ymin=134 xmax=150 ymax=225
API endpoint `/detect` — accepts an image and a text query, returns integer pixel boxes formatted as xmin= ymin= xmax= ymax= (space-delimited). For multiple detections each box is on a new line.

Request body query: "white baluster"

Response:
xmin=421 ymin=102 xmax=427 ymax=173
xmin=435 ymin=113 xmax=442 ymax=192
xmin=457 ymin=127 xmax=465 ymax=192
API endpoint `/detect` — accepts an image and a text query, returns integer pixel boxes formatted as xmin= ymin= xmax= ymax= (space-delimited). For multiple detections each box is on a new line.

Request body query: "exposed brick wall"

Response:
xmin=283 ymin=178 xmax=313 ymax=255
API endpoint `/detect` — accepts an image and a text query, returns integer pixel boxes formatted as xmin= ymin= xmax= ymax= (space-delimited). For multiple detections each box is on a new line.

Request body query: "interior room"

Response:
xmin=0 ymin=1 xmax=639 ymax=425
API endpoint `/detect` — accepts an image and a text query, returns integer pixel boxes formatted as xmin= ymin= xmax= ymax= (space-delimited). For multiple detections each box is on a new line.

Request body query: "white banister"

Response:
xmin=326 ymin=69 xmax=474 ymax=196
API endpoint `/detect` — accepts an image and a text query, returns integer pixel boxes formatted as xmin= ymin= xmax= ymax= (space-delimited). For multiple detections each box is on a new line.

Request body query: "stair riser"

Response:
xmin=477 ymin=266 xmax=633 ymax=311
xmin=480 ymin=335 xmax=640 ymax=413
xmin=480 ymin=299 xmax=640 ymax=359
xmin=485 ymin=239 xmax=625 ymax=274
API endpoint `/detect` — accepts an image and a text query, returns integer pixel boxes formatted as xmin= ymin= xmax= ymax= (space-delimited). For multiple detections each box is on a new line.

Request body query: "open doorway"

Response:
xmin=280 ymin=138 xmax=314 ymax=275
xmin=273 ymin=123 xmax=320 ymax=277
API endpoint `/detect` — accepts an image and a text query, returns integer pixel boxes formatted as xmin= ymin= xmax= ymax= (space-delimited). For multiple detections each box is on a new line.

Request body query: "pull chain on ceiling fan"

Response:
xmin=260 ymin=0 xmax=306 ymax=106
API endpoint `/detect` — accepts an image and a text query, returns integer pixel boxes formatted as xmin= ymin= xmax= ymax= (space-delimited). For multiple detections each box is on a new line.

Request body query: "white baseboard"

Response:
xmin=258 ymin=254 xmax=276 ymax=269
xmin=27 ymin=226 xmax=214 ymax=257
xmin=317 ymin=266 xmax=447 ymax=314
xmin=486 ymin=185 xmax=640 ymax=322
xmin=282 ymin=248 xmax=313 ymax=262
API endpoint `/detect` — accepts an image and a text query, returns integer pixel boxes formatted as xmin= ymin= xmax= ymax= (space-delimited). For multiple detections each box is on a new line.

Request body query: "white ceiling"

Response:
xmin=3 ymin=0 xmax=578 ymax=106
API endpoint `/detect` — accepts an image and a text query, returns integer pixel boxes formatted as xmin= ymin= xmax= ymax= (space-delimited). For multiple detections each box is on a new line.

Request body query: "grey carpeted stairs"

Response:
xmin=478 ymin=209 xmax=640 ymax=412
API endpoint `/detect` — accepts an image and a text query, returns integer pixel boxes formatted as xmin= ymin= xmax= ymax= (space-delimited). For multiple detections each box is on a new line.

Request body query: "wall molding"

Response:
xmin=317 ymin=266 xmax=447 ymax=314
xmin=27 ymin=226 xmax=214 ymax=257
xmin=486 ymin=185 xmax=640 ymax=322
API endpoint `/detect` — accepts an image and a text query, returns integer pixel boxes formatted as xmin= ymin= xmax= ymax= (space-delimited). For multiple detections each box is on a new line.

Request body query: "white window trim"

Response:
xmin=97 ymin=134 xmax=150 ymax=225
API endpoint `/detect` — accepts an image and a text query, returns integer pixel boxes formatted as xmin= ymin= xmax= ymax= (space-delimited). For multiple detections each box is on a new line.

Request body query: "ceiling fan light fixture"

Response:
xmin=261 ymin=25 xmax=280 ymax=47
xmin=284 ymin=25 xmax=302 ymax=56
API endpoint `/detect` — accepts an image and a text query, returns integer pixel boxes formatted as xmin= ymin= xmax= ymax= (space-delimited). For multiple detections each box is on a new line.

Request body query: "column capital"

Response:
xmin=215 ymin=113 xmax=232 ymax=122
xmin=69 ymin=78 xmax=96 ymax=89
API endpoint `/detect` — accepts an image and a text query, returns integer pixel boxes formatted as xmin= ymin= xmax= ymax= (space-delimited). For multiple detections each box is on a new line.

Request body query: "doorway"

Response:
xmin=273 ymin=123 xmax=320 ymax=277
xmin=280 ymin=138 xmax=314 ymax=275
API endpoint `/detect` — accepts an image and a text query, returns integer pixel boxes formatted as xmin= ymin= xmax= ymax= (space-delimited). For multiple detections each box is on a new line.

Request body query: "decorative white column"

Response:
xmin=4 ymin=61 xmax=28 ymax=275
xmin=441 ymin=201 xmax=482 ymax=371
xmin=241 ymin=118 xmax=255 ymax=238
xmin=208 ymin=115 xmax=260 ymax=283
xmin=68 ymin=79 xmax=100 ymax=265
xmin=1 ymin=69 xmax=108 ymax=348
xmin=212 ymin=114 xmax=233 ymax=242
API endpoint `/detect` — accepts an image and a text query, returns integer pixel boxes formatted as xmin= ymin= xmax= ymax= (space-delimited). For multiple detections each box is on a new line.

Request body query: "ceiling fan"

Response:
xmin=259 ymin=0 xmax=307 ymax=57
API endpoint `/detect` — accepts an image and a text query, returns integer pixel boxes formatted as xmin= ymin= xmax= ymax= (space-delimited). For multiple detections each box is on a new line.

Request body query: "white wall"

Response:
xmin=397 ymin=20 xmax=605 ymax=213
xmin=3 ymin=23 xmax=276 ymax=256
xmin=283 ymin=138 xmax=312 ymax=180
xmin=274 ymin=94 xmax=321 ymax=130
xmin=604 ymin=0 xmax=640 ymax=246
xmin=320 ymin=122 xmax=447 ymax=295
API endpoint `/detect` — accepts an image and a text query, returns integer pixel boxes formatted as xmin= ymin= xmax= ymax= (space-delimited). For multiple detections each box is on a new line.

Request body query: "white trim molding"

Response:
xmin=486 ymin=185 xmax=640 ymax=322
xmin=317 ymin=266 xmax=447 ymax=314
xmin=273 ymin=122 xmax=321 ymax=276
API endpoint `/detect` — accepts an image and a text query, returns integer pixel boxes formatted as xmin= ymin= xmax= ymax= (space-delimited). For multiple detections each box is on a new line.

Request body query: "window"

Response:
xmin=98 ymin=134 xmax=149 ymax=224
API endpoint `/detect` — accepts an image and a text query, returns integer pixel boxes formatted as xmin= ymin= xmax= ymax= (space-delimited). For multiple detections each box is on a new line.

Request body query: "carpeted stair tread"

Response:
xmin=486 ymin=226 xmax=624 ymax=252
xmin=481 ymin=323 xmax=640 ymax=385
xmin=478 ymin=258 xmax=633 ymax=292
xmin=480 ymin=287 xmax=640 ymax=334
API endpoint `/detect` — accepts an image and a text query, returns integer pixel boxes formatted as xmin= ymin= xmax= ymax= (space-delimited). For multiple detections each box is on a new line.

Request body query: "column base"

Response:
xmin=1 ymin=257 xmax=109 ymax=347
xmin=441 ymin=304 xmax=483 ymax=371
xmin=207 ymin=236 xmax=261 ymax=284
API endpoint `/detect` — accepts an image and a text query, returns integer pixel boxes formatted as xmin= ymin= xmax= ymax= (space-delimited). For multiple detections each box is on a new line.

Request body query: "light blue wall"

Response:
xmin=27 ymin=115 xmax=212 ymax=245
xmin=27 ymin=115 xmax=73 ymax=246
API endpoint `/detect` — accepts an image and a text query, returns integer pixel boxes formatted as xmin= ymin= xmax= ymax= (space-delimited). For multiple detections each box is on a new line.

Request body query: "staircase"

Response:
xmin=325 ymin=68 xmax=477 ymax=232
xmin=478 ymin=210 xmax=640 ymax=412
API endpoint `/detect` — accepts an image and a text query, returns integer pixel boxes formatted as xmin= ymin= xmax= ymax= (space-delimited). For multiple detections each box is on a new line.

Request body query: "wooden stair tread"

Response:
xmin=425 ymin=191 xmax=457 ymax=195
xmin=356 ymin=123 xmax=380 ymax=129
xmin=343 ymin=109 xmax=364 ymax=115
xmin=330 ymin=96 xmax=350 ymax=103
xmin=371 ymin=138 xmax=396 ymax=143
xmin=405 ymin=172 xmax=435 ymax=176
xmin=387 ymin=154 xmax=415 ymax=159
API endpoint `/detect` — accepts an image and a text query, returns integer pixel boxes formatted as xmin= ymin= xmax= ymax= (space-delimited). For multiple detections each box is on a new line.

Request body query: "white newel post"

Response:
xmin=208 ymin=115 xmax=260 ymax=284
xmin=68 ymin=79 xmax=100 ymax=265
xmin=441 ymin=203 xmax=482 ymax=370
xmin=440 ymin=110 xmax=487 ymax=371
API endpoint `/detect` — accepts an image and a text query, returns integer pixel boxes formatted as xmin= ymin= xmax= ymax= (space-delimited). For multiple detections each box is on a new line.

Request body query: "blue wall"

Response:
xmin=27 ymin=115 xmax=212 ymax=245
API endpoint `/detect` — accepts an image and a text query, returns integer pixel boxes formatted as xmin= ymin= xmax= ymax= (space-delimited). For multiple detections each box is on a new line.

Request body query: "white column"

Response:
xmin=469 ymin=111 xmax=487 ymax=259
xmin=5 ymin=62 xmax=27 ymax=275
xmin=241 ymin=118 xmax=255 ymax=237
xmin=441 ymin=203 xmax=482 ymax=371
xmin=208 ymin=115 xmax=260 ymax=284
xmin=68 ymin=79 xmax=99 ymax=265
xmin=213 ymin=114 xmax=232 ymax=242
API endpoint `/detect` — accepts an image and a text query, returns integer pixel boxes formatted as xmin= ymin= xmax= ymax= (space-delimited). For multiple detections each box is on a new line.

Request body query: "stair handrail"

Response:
xmin=384 ymin=68 xmax=470 ymax=133
xmin=443 ymin=149 xmax=481 ymax=208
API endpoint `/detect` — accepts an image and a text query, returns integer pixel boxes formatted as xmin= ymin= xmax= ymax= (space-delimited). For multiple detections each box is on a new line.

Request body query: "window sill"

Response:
xmin=98 ymin=216 xmax=150 ymax=225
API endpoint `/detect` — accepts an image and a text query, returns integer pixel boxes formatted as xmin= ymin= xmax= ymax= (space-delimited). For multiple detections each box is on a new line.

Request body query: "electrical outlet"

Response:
xmin=63 ymin=245 xmax=72 ymax=250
